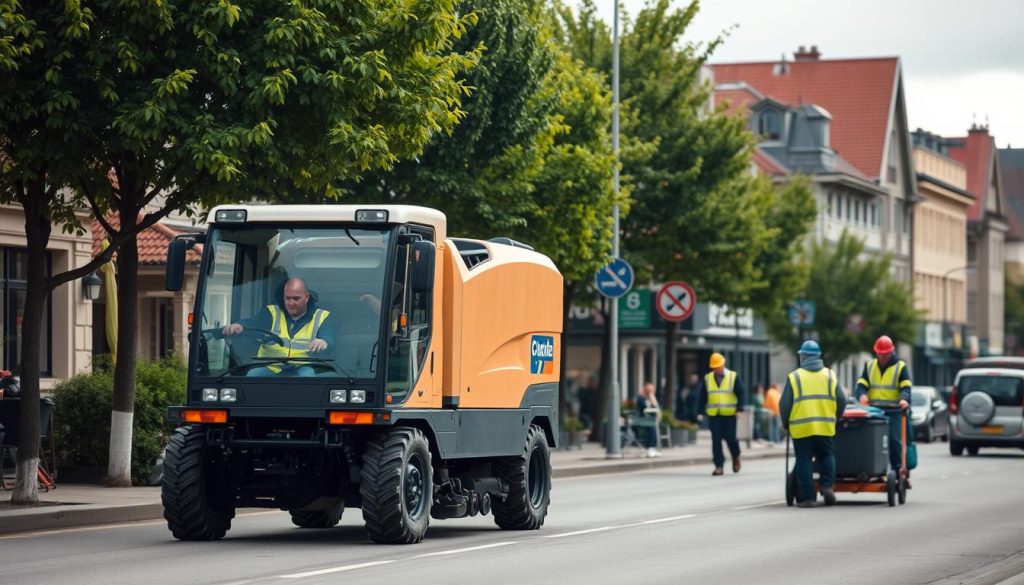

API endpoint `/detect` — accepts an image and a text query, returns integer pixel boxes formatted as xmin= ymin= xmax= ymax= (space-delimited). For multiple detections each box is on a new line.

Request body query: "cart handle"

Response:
xmin=900 ymin=410 xmax=907 ymax=478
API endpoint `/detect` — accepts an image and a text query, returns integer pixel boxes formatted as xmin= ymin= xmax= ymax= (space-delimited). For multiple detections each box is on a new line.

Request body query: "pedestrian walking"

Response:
xmin=697 ymin=353 xmax=746 ymax=475
xmin=855 ymin=335 xmax=914 ymax=477
xmin=781 ymin=340 xmax=846 ymax=508
xmin=637 ymin=382 xmax=662 ymax=458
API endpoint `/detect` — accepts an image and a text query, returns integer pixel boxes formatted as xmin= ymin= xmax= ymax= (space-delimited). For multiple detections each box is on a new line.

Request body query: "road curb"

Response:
xmin=1 ymin=450 xmax=787 ymax=535
xmin=0 ymin=503 xmax=165 ymax=536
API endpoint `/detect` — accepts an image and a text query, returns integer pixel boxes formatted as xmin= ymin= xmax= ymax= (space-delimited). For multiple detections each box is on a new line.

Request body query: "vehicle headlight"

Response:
xmin=349 ymin=390 xmax=366 ymax=404
xmin=202 ymin=388 xmax=219 ymax=402
xmin=330 ymin=389 xmax=347 ymax=404
xmin=220 ymin=388 xmax=237 ymax=402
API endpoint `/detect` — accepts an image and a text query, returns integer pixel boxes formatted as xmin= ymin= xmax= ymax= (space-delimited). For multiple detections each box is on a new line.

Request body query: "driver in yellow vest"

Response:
xmin=222 ymin=277 xmax=334 ymax=376
xmin=697 ymin=353 xmax=747 ymax=476
xmin=855 ymin=335 xmax=911 ymax=473
xmin=780 ymin=340 xmax=846 ymax=508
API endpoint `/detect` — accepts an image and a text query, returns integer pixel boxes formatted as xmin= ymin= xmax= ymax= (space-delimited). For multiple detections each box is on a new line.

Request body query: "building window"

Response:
xmin=2 ymin=247 xmax=52 ymax=375
xmin=871 ymin=203 xmax=877 ymax=227
xmin=826 ymin=192 xmax=833 ymax=216
xmin=758 ymin=110 xmax=782 ymax=140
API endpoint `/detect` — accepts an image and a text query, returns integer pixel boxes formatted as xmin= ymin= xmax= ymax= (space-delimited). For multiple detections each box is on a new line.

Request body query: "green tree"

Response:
xmin=0 ymin=0 xmax=475 ymax=501
xmin=765 ymin=230 xmax=921 ymax=367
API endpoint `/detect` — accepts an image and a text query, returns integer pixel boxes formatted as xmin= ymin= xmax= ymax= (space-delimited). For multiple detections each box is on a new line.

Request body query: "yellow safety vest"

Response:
xmin=705 ymin=370 xmax=738 ymax=417
xmin=787 ymin=368 xmax=838 ymax=439
xmin=865 ymin=359 xmax=908 ymax=408
xmin=257 ymin=305 xmax=330 ymax=373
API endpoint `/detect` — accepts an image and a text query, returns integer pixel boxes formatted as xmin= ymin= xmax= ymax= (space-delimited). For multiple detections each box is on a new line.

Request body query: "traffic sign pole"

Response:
xmin=607 ymin=0 xmax=622 ymax=459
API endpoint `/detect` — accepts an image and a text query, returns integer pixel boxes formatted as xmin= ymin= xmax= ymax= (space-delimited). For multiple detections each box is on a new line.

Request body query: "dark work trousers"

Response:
xmin=884 ymin=409 xmax=913 ymax=471
xmin=792 ymin=436 xmax=835 ymax=503
xmin=707 ymin=415 xmax=741 ymax=468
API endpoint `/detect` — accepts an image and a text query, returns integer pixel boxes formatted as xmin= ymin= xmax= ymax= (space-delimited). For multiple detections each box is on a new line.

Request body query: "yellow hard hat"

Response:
xmin=709 ymin=352 xmax=726 ymax=369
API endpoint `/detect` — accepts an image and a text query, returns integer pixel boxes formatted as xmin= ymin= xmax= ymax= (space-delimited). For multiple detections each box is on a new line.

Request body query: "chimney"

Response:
xmin=794 ymin=45 xmax=821 ymax=61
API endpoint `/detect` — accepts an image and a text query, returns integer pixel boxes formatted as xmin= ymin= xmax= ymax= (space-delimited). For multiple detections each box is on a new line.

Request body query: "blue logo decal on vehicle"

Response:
xmin=530 ymin=335 xmax=555 ymax=375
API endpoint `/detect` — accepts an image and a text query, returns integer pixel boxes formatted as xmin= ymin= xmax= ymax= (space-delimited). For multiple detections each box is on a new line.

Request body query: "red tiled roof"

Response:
xmin=946 ymin=128 xmax=996 ymax=221
xmin=998 ymin=148 xmax=1024 ymax=241
xmin=92 ymin=214 xmax=203 ymax=266
xmin=712 ymin=57 xmax=900 ymax=180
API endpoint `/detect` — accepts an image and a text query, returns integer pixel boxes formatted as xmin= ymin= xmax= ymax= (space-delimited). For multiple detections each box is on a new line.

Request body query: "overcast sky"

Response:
xmin=594 ymin=0 xmax=1024 ymax=147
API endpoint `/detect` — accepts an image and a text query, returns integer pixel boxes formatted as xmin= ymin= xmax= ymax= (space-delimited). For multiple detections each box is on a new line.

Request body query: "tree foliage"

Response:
xmin=765 ymin=230 xmax=921 ymax=366
xmin=0 ymin=0 xmax=477 ymax=500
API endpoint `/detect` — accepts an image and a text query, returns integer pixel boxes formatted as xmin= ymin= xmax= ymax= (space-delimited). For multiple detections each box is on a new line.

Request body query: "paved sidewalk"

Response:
xmin=0 ymin=435 xmax=786 ymax=535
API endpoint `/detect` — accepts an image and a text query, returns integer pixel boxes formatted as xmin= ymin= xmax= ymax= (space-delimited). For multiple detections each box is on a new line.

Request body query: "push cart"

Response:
xmin=786 ymin=409 xmax=909 ymax=507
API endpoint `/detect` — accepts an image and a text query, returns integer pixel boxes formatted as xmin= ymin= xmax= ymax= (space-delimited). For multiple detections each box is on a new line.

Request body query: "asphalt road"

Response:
xmin=2 ymin=441 xmax=1023 ymax=585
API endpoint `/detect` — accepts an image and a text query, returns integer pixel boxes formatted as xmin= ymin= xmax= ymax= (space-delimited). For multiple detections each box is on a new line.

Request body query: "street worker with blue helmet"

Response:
xmin=781 ymin=340 xmax=846 ymax=508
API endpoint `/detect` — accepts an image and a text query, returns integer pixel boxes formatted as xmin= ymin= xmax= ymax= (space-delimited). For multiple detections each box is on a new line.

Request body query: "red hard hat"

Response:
xmin=873 ymin=335 xmax=894 ymax=354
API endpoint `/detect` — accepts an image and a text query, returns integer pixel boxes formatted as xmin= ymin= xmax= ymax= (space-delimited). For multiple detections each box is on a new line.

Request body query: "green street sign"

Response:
xmin=618 ymin=289 xmax=651 ymax=329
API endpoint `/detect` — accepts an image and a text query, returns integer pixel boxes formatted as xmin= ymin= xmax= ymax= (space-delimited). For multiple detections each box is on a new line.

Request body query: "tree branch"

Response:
xmin=80 ymin=177 xmax=118 ymax=237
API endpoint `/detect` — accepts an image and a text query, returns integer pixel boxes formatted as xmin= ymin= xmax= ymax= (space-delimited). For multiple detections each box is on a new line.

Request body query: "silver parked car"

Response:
xmin=950 ymin=357 xmax=1024 ymax=456
xmin=911 ymin=386 xmax=949 ymax=443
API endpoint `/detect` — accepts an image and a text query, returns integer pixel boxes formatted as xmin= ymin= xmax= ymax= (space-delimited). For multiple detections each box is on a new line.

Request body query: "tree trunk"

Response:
xmin=663 ymin=320 xmax=678 ymax=415
xmin=592 ymin=296 xmax=611 ymax=444
xmin=106 ymin=207 xmax=139 ymax=486
xmin=12 ymin=183 xmax=52 ymax=505
xmin=558 ymin=281 xmax=576 ymax=426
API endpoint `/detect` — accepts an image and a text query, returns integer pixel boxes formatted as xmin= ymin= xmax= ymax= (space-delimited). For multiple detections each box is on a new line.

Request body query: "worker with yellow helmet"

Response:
xmin=697 ymin=352 xmax=747 ymax=475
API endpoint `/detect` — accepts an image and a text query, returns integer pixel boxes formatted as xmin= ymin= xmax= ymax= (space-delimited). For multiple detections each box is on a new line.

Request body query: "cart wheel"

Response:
xmin=886 ymin=470 xmax=896 ymax=507
xmin=898 ymin=473 xmax=907 ymax=505
xmin=785 ymin=471 xmax=795 ymax=507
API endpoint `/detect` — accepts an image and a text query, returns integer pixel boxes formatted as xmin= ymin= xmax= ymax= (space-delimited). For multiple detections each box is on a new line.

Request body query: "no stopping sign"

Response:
xmin=656 ymin=281 xmax=696 ymax=322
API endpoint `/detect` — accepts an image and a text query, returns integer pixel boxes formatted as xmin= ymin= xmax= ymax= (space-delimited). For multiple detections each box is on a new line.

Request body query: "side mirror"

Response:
xmin=166 ymin=239 xmax=190 ymax=291
xmin=410 ymin=241 xmax=435 ymax=294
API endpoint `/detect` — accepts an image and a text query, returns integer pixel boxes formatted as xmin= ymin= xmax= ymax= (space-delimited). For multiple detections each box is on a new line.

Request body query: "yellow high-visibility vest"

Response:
xmin=257 ymin=305 xmax=330 ymax=373
xmin=787 ymin=368 xmax=838 ymax=439
xmin=865 ymin=359 xmax=908 ymax=408
xmin=705 ymin=370 xmax=738 ymax=417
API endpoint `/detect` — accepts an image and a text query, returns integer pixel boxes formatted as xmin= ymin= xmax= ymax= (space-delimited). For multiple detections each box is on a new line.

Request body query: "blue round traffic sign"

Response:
xmin=595 ymin=257 xmax=634 ymax=299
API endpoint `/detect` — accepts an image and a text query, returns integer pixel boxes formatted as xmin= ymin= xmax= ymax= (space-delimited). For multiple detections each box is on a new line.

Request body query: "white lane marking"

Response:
xmin=280 ymin=561 xmax=395 ymax=579
xmin=638 ymin=514 xmax=698 ymax=524
xmin=733 ymin=502 xmax=776 ymax=510
xmin=412 ymin=541 xmax=517 ymax=558
xmin=543 ymin=526 xmax=613 ymax=539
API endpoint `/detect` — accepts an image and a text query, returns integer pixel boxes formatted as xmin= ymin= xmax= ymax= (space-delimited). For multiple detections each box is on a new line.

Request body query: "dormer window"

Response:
xmin=758 ymin=110 xmax=782 ymax=140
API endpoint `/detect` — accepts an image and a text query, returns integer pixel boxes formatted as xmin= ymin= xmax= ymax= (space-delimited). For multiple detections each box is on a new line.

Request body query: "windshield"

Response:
xmin=911 ymin=390 xmax=930 ymax=407
xmin=196 ymin=226 xmax=391 ymax=379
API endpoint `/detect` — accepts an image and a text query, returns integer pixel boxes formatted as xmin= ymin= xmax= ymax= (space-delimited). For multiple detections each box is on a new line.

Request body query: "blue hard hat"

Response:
xmin=798 ymin=340 xmax=821 ymax=356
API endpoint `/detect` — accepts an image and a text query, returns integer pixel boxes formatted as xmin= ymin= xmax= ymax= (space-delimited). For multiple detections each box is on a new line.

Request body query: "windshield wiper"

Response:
xmin=216 ymin=359 xmax=291 ymax=382
xmin=286 ymin=357 xmax=358 ymax=380
xmin=344 ymin=228 xmax=360 ymax=246
xmin=215 ymin=357 xmax=357 ymax=382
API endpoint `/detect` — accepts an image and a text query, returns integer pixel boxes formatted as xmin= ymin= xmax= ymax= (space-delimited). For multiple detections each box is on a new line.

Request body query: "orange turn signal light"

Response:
xmin=399 ymin=313 xmax=408 ymax=327
xmin=328 ymin=411 xmax=374 ymax=425
xmin=187 ymin=312 xmax=194 ymax=326
xmin=183 ymin=409 xmax=228 ymax=424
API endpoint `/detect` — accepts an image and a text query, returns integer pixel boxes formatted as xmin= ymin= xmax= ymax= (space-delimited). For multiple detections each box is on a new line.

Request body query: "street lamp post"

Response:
xmin=605 ymin=0 xmax=623 ymax=459
xmin=942 ymin=265 xmax=973 ymax=386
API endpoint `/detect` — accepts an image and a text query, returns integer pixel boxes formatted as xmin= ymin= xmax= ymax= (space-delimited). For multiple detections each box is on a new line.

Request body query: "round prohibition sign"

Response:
xmin=656 ymin=281 xmax=696 ymax=322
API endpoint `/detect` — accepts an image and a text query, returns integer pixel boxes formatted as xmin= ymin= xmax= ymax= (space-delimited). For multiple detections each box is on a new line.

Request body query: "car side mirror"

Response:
xmin=410 ymin=241 xmax=435 ymax=294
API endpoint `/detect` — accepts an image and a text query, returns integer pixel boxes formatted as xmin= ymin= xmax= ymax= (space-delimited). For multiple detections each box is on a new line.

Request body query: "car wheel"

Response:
xmin=950 ymin=441 xmax=964 ymax=456
xmin=924 ymin=425 xmax=933 ymax=444
xmin=967 ymin=445 xmax=980 ymax=456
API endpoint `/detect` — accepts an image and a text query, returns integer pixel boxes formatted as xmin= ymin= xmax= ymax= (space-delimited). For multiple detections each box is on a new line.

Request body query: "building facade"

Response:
xmin=909 ymin=134 xmax=974 ymax=384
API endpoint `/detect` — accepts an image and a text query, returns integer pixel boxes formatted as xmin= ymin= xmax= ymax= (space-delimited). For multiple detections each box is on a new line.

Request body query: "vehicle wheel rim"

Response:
xmin=527 ymin=446 xmax=548 ymax=509
xmin=404 ymin=453 xmax=427 ymax=519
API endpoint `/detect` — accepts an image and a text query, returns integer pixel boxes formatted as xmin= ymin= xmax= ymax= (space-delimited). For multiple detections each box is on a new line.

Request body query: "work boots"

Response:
xmin=712 ymin=467 xmax=724 ymax=476
xmin=797 ymin=500 xmax=815 ymax=508
xmin=732 ymin=455 xmax=742 ymax=473
xmin=821 ymin=486 xmax=837 ymax=506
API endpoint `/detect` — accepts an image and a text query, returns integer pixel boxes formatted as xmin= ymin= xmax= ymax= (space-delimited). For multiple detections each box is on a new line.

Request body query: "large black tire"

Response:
xmin=950 ymin=441 xmax=964 ymax=456
xmin=290 ymin=502 xmax=344 ymax=528
xmin=162 ymin=425 xmax=234 ymax=540
xmin=492 ymin=425 xmax=551 ymax=530
xmin=360 ymin=427 xmax=432 ymax=544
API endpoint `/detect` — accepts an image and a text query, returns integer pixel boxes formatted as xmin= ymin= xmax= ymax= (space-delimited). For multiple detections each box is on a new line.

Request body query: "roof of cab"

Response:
xmin=208 ymin=204 xmax=447 ymax=241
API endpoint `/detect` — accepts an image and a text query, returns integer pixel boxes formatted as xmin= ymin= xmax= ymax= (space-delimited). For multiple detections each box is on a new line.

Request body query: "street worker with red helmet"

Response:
xmin=855 ymin=335 xmax=912 ymax=473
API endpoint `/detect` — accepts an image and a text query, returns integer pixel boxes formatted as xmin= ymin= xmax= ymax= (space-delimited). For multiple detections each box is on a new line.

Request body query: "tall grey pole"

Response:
xmin=606 ymin=0 xmax=622 ymax=458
